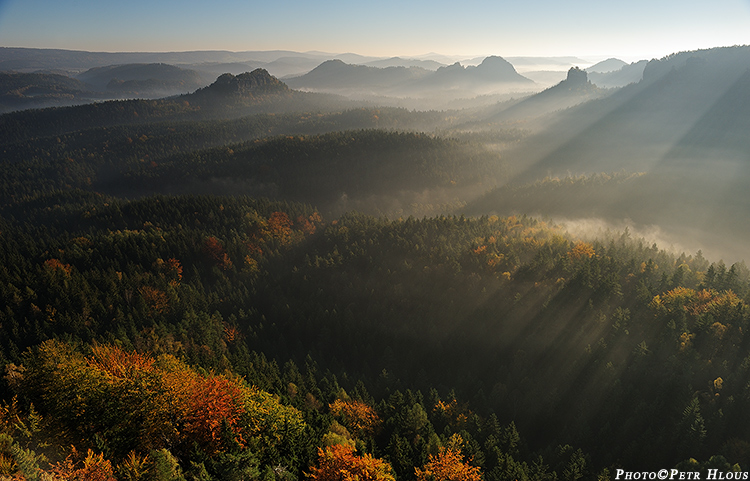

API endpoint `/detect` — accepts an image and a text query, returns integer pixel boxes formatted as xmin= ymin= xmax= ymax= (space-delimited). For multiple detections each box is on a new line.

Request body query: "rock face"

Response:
xmin=565 ymin=66 xmax=589 ymax=87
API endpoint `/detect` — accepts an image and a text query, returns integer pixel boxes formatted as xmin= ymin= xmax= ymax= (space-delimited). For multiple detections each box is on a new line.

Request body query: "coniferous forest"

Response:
xmin=2 ymin=47 xmax=750 ymax=480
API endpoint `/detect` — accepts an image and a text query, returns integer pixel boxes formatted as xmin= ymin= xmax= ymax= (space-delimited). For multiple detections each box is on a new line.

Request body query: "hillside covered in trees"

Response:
xmin=2 ymin=45 xmax=750 ymax=480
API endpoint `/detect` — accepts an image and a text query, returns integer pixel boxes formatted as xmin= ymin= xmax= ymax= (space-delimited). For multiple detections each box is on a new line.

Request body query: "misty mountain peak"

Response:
xmin=472 ymin=56 xmax=532 ymax=83
xmin=586 ymin=58 xmax=627 ymax=74
xmin=476 ymin=55 xmax=518 ymax=74
xmin=318 ymin=59 xmax=347 ymax=68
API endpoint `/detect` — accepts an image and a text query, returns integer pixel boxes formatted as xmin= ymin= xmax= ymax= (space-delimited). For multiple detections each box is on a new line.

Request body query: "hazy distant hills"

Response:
xmin=284 ymin=59 xmax=431 ymax=90
xmin=0 ymin=47 xmax=324 ymax=72
xmin=363 ymin=57 xmax=445 ymax=70
xmin=286 ymin=55 xmax=535 ymax=99
xmin=76 ymin=63 xmax=210 ymax=95
xmin=0 ymin=71 xmax=102 ymax=112
xmin=519 ymin=58 xmax=638 ymax=89
xmin=658 ymin=65 xmax=750 ymax=190
xmin=428 ymin=56 xmax=534 ymax=86
xmin=0 ymin=47 xmax=384 ymax=78
xmin=1 ymin=61 xmax=296 ymax=109
xmin=0 ymin=47 xmax=605 ymax=109
xmin=0 ymin=47 xmax=257 ymax=71
xmin=505 ymin=56 xmax=589 ymax=69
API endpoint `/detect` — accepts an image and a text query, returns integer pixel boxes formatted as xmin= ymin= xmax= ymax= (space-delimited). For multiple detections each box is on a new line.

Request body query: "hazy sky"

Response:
xmin=0 ymin=0 xmax=748 ymax=60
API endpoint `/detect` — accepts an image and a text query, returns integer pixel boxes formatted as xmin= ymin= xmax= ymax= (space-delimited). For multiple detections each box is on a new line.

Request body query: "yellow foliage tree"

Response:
xmin=568 ymin=241 xmax=595 ymax=262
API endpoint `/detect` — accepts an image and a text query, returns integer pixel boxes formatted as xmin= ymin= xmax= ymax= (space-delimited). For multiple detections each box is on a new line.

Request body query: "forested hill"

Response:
xmin=0 ymin=117 xmax=508 ymax=218
xmin=0 ymin=69 xmax=357 ymax=142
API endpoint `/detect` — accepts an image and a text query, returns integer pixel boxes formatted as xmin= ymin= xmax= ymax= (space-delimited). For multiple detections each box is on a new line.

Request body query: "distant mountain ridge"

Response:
xmin=363 ymin=57 xmax=445 ymax=70
xmin=0 ymin=47 xmax=384 ymax=77
xmin=285 ymin=60 xmax=431 ymax=90
xmin=286 ymin=55 xmax=534 ymax=98
xmin=431 ymin=56 xmax=533 ymax=85
xmin=77 ymin=63 xmax=210 ymax=95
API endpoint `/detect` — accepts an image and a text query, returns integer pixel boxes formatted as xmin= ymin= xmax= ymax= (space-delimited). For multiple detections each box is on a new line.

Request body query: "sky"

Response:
xmin=0 ymin=0 xmax=749 ymax=61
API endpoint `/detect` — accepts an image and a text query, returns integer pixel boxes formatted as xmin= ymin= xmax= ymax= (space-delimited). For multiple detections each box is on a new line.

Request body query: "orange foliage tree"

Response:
xmin=138 ymin=286 xmax=169 ymax=315
xmin=414 ymin=446 xmax=482 ymax=481
xmin=47 ymin=448 xmax=117 ymax=481
xmin=329 ymin=399 xmax=381 ymax=438
xmin=296 ymin=212 xmax=322 ymax=236
xmin=43 ymin=258 xmax=72 ymax=275
xmin=268 ymin=211 xmax=293 ymax=244
xmin=155 ymin=257 xmax=183 ymax=286
xmin=308 ymin=444 xmax=395 ymax=481
xmin=203 ymin=236 xmax=233 ymax=270
xmin=182 ymin=375 xmax=247 ymax=454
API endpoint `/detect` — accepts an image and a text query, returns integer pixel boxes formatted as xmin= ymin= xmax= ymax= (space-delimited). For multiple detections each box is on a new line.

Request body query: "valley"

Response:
xmin=1 ymin=44 xmax=749 ymax=480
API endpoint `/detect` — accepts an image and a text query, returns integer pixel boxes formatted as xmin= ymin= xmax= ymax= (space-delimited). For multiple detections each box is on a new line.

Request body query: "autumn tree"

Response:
xmin=329 ymin=399 xmax=381 ymax=438
xmin=308 ymin=444 xmax=395 ymax=481
xmin=203 ymin=236 xmax=233 ymax=270
xmin=180 ymin=375 xmax=247 ymax=455
xmin=568 ymin=241 xmax=595 ymax=262
xmin=268 ymin=211 xmax=293 ymax=243
xmin=414 ymin=445 xmax=482 ymax=481
xmin=48 ymin=447 xmax=118 ymax=481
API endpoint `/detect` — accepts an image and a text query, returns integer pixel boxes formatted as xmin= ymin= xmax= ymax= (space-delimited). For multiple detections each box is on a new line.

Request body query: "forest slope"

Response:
xmin=1 ymin=193 xmax=749 ymax=478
